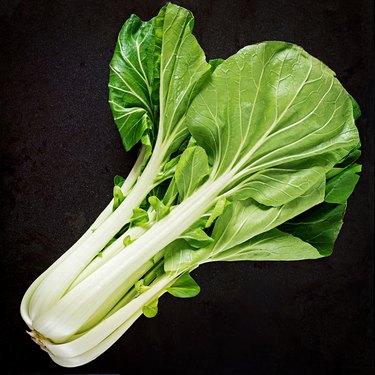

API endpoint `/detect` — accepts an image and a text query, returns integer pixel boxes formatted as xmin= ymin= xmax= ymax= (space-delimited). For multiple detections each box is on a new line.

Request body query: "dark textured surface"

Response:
xmin=0 ymin=0 xmax=373 ymax=374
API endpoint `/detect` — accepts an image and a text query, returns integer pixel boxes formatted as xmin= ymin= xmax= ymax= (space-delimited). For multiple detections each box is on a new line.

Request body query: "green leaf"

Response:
xmin=186 ymin=42 xmax=359 ymax=204
xmin=156 ymin=4 xmax=211 ymax=157
xmin=123 ymin=235 xmax=133 ymax=247
xmin=148 ymin=196 xmax=170 ymax=220
xmin=113 ymin=185 xmax=125 ymax=211
xmin=179 ymin=228 xmax=214 ymax=248
xmin=140 ymin=130 xmax=153 ymax=168
xmin=274 ymin=151 xmax=360 ymax=257
xmin=325 ymin=146 xmax=361 ymax=179
xmin=175 ymin=146 xmax=210 ymax=200
xmin=109 ymin=3 xmax=211 ymax=160
xmin=325 ymin=165 xmax=360 ymax=204
xmin=109 ymin=7 xmax=164 ymax=150
xmin=154 ymin=155 xmax=181 ymax=185
xmin=135 ymin=279 xmax=150 ymax=294
xmin=162 ymin=177 xmax=179 ymax=207
xmin=149 ymin=183 xmax=168 ymax=203
xmin=167 ymin=272 xmax=200 ymax=298
xmin=164 ymin=239 xmax=207 ymax=273
xmin=214 ymin=228 xmax=322 ymax=262
xmin=129 ymin=208 xmax=149 ymax=227
xmin=164 ymin=174 xmax=345 ymax=266
xmin=142 ymin=298 xmax=158 ymax=318
xmin=279 ymin=203 xmax=346 ymax=256
xmin=335 ymin=147 xmax=361 ymax=168
xmin=210 ymin=180 xmax=325 ymax=255
xmin=350 ymin=95 xmax=361 ymax=121
xmin=209 ymin=58 xmax=224 ymax=71
xmin=229 ymin=165 xmax=326 ymax=206
xmin=187 ymin=137 xmax=198 ymax=148
xmin=326 ymin=163 xmax=361 ymax=179
xmin=205 ymin=196 xmax=227 ymax=228
xmin=114 ymin=175 xmax=125 ymax=187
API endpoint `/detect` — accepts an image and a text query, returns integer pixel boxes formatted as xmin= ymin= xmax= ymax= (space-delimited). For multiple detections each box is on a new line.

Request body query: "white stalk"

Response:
xmin=32 ymin=175 xmax=230 ymax=342
xmin=68 ymin=211 xmax=155 ymax=290
xmin=28 ymin=144 xmax=165 ymax=320
xmin=75 ymin=249 xmax=165 ymax=334
xmin=90 ymin=144 xmax=148 ymax=231
xmin=20 ymin=146 xmax=147 ymax=327
xmin=43 ymin=273 xmax=176 ymax=367
xmin=50 ymin=312 xmax=143 ymax=367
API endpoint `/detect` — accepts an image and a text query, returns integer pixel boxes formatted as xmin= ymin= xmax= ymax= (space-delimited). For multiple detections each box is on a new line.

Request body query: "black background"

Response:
xmin=0 ymin=0 xmax=373 ymax=374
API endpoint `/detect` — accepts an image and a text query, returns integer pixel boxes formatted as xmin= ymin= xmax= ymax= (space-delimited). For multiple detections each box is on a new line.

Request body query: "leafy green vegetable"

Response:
xmin=20 ymin=3 xmax=361 ymax=369
xmin=22 ymin=3 xmax=211 ymax=323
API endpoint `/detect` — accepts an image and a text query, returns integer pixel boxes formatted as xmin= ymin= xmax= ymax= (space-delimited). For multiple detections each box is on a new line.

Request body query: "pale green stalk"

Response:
xmin=20 ymin=146 xmax=147 ymax=327
xmin=27 ymin=143 xmax=164 ymax=321
xmin=32 ymin=176 xmax=229 ymax=342
xmin=42 ymin=272 xmax=177 ymax=367
xmin=69 ymin=210 xmax=155 ymax=290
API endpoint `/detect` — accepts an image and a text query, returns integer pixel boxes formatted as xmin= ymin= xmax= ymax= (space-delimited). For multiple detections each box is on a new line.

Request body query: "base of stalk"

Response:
xmin=27 ymin=330 xmax=50 ymax=353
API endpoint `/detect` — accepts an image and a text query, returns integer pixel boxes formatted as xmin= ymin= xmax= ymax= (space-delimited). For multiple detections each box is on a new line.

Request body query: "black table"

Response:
xmin=1 ymin=1 xmax=373 ymax=374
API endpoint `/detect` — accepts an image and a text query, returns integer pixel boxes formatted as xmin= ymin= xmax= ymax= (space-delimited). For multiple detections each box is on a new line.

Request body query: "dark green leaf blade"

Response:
xmin=209 ymin=58 xmax=224 ymax=71
xmin=114 ymin=175 xmax=125 ymax=187
xmin=325 ymin=165 xmax=361 ymax=204
xmin=109 ymin=9 xmax=164 ymax=151
xmin=275 ymin=147 xmax=361 ymax=257
xmin=279 ymin=203 xmax=347 ymax=256
xmin=350 ymin=95 xmax=361 ymax=121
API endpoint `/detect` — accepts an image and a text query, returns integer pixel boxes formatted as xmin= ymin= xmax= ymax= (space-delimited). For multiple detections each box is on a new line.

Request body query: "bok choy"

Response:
xmin=20 ymin=2 xmax=361 ymax=368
